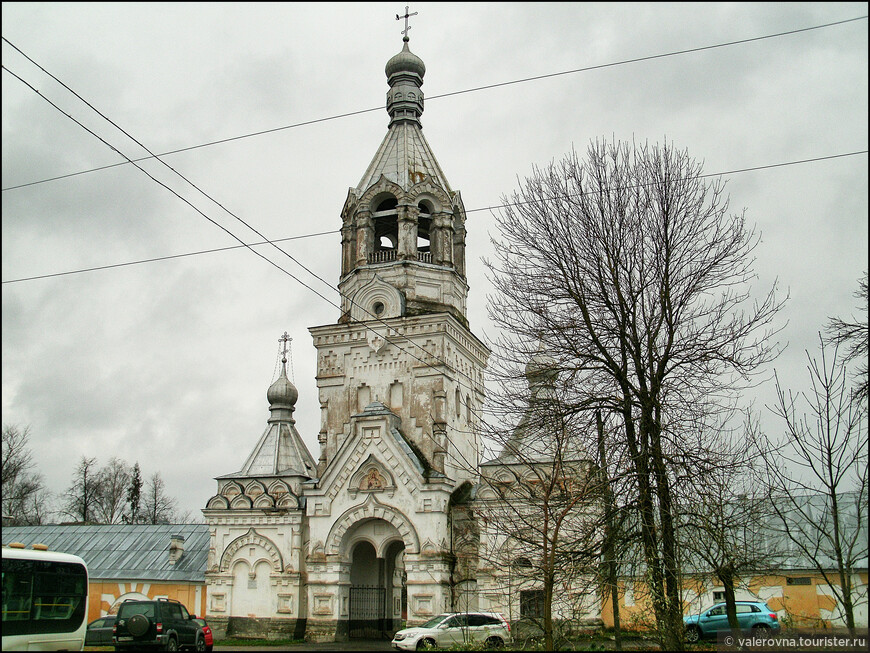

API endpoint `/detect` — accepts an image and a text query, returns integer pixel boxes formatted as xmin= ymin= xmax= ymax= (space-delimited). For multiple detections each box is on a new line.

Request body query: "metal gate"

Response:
xmin=349 ymin=585 xmax=386 ymax=639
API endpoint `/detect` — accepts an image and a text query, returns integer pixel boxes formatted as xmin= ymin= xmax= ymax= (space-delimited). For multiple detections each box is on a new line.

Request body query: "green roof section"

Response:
xmin=2 ymin=523 xmax=209 ymax=583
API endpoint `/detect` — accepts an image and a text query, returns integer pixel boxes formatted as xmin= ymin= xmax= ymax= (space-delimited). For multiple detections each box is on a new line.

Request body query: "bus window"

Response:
xmin=2 ymin=547 xmax=88 ymax=651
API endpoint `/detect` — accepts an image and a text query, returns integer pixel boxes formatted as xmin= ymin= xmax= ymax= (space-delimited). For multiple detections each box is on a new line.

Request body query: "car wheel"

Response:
xmin=685 ymin=625 xmax=701 ymax=643
xmin=752 ymin=623 xmax=770 ymax=633
xmin=195 ymin=635 xmax=206 ymax=652
xmin=127 ymin=613 xmax=150 ymax=637
xmin=416 ymin=638 xmax=437 ymax=650
xmin=164 ymin=636 xmax=179 ymax=652
xmin=485 ymin=636 xmax=505 ymax=648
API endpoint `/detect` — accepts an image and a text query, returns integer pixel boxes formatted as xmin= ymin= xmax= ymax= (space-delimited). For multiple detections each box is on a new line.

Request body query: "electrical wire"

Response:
xmin=2 ymin=54 xmax=488 ymax=436
xmin=2 ymin=14 xmax=865 ymax=192
xmin=0 ymin=53 xmax=485 ymax=414
xmin=3 ymin=150 xmax=865 ymax=286
xmin=2 ymin=17 xmax=867 ymax=481
xmin=2 ymin=52 xmax=864 ymax=443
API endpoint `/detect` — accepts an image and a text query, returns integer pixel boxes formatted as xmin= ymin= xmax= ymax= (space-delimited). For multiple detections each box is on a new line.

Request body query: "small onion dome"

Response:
xmin=385 ymin=38 xmax=426 ymax=80
xmin=267 ymin=366 xmax=298 ymax=408
xmin=526 ymin=349 xmax=558 ymax=384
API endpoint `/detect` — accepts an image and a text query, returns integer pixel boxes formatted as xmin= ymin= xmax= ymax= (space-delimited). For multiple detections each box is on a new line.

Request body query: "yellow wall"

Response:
xmin=87 ymin=580 xmax=207 ymax=623
xmin=600 ymin=571 xmax=869 ymax=630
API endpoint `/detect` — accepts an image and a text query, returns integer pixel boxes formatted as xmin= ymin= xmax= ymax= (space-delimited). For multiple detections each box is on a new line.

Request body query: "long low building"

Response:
xmin=2 ymin=523 xmax=210 ymax=623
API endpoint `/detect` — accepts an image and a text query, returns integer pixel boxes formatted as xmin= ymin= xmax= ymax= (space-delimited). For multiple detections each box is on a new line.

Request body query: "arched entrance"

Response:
xmin=345 ymin=520 xmax=406 ymax=639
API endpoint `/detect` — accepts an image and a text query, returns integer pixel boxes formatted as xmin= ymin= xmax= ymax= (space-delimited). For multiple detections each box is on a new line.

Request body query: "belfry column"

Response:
xmin=432 ymin=211 xmax=454 ymax=267
xmin=355 ymin=210 xmax=374 ymax=267
xmin=397 ymin=204 xmax=417 ymax=261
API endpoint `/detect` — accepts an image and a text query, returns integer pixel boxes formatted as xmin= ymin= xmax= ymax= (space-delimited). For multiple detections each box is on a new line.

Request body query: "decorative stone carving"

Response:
xmin=219 ymin=528 xmax=283 ymax=573
xmin=347 ymin=455 xmax=397 ymax=499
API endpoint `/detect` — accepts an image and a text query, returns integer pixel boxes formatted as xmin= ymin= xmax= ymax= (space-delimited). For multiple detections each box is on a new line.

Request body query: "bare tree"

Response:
xmin=486 ymin=139 xmax=783 ymax=649
xmin=141 ymin=471 xmax=178 ymax=524
xmin=755 ymin=336 xmax=868 ymax=636
xmin=2 ymin=424 xmax=51 ymax=525
xmin=825 ymin=271 xmax=868 ymax=403
xmin=62 ymin=456 xmax=103 ymax=523
xmin=475 ymin=353 xmax=606 ymax=650
xmin=95 ymin=457 xmax=132 ymax=524
xmin=679 ymin=423 xmax=782 ymax=642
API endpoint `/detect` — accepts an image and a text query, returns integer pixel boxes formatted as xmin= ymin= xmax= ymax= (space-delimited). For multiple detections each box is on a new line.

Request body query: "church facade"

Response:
xmin=202 ymin=35 xmax=494 ymax=642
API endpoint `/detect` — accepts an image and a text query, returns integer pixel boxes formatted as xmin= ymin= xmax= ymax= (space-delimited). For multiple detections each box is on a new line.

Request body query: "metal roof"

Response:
xmin=1 ymin=523 xmax=209 ymax=583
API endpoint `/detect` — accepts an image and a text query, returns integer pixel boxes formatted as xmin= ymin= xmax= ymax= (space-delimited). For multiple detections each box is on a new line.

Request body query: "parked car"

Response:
xmin=391 ymin=612 xmax=511 ymax=650
xmin=113 ymin=597 xmax=206 ymax=651
xmin=85 ymin=615 xmax=116 ymax=646
xmin=190 ymin=617 xmax=213 ymax=652
xmin=684 ymin=601 xmax=780 ymax=642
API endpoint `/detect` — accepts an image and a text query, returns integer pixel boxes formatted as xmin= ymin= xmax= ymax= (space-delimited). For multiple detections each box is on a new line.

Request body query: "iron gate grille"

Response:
xmin=349 ymin=585 xmax=386 ymax=639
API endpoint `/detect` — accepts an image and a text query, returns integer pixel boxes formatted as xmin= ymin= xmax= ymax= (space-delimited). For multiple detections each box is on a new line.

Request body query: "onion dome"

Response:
xmin=267 ymin=360 xmax=298 ymax=409
xmin=385 ymin=37 xmax=426 ymax=80
xmin=526 ymin=349 xmax=558 ymax=384
xmin=385 ymin=37 xmax=425 ymax=126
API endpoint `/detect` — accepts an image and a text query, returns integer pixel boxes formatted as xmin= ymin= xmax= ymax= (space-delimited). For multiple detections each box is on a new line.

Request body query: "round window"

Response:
xmin=373 ymin=302 xmax=385 ymax=315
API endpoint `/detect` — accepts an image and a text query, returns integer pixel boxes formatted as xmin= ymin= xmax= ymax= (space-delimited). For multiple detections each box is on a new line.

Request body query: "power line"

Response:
xmin=0 ymin=49 xmax=486 ymax=408
xmin=2 ymin=37 xmax=340 ymax=298
xmin=1 ymin=231 xmax=339 ymax=284
xmin=4 ymin=149 xmax=865 ymax=285
xmin=2 ymin=63 xmax=341 ymax=310
xmin=2 ymin=15 xmax=865 ymax=192
xmin=2 ymin=52 xmax=490 ymax=429
xmin=4 ymin=50 xmax=862 ymax=443
xmin=2 ymin=21 xmax=866 ymax=479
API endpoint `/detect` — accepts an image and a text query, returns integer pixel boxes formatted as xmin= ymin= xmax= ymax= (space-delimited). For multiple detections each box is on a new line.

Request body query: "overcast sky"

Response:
xmin=2 ymin=2 xmax=867 ymax=520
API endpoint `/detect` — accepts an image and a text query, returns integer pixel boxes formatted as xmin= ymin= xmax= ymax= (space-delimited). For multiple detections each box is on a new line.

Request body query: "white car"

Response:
xmin=391 ymin=612 xmax=511 ymax=650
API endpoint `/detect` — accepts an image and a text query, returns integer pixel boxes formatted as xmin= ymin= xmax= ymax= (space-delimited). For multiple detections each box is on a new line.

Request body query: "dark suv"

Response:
xmin=113 ymin=598 xmax=205 ymax=651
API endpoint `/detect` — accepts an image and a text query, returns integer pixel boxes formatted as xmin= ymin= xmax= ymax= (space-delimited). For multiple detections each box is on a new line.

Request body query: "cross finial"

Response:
xmin=279 ymin=331 xmax=292 ymax=364
xmin=396 ymin=5 xmax=417 ymax=41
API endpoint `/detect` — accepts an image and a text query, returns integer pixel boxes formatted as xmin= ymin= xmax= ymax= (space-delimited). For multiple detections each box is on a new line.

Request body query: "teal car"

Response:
xmin=684 ymin=601 xmax=780 ymax=642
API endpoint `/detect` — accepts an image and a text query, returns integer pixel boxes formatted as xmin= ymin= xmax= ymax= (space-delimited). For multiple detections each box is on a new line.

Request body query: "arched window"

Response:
xmin=513 ymin=557 xmax=536 ymax=589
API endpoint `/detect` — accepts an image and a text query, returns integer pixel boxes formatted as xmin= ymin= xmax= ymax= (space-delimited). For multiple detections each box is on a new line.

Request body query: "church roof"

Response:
xmin=355 ymin=38 xmax=453 ymax=194
xmin=218 ymin=360 xmax=316 ymax=480
xmin=2 ymin=523 xmax=209 ymax=582
xmin=482 ymin=345 xmax=588 ymax=466
xmin=225 ymin=421 xmax=316 ymax=478
xmin=351 ymin=401 xmax=438 ymax=478
xmin=356 ymin=122 xmax=453 ymax=194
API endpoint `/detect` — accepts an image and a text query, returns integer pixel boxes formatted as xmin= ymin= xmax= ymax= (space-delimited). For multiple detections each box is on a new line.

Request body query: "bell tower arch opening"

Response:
xmin=372 ymin=196 xmax=399 ymax=263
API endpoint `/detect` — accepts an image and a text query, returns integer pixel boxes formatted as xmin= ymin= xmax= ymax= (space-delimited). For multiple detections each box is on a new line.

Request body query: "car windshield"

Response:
xmin=419 ymin=615 xmax=449 ymax=628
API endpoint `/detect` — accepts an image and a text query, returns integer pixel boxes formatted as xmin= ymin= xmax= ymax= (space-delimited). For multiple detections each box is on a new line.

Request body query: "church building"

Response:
xmin=202 ymin=31 xmax=492 ymax=642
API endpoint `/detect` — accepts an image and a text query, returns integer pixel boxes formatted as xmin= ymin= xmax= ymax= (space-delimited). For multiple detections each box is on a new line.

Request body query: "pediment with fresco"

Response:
xmin=347 ymin=454 xmax=397 ymax=499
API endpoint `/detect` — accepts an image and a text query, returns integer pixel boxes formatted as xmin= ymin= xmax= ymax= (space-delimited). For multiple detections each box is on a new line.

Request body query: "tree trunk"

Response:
xmin=829 ymin=491 xmax=857 ymax=636
xmin=720 ymin=571 xmax=740 ymax=636
xmin=597 ymin=411 xmax=622 ymax=650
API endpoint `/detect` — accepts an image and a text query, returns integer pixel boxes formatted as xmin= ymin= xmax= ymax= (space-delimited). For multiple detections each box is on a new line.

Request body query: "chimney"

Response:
xmin=168 ymin=534 xmax=185 ymax=564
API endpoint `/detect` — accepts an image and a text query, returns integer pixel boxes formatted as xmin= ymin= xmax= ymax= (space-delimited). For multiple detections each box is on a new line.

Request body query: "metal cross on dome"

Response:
xmin=396 ymin=5 xmax=417 ymax=38
xmin=279 ymin=331 xmax=292 ymax=362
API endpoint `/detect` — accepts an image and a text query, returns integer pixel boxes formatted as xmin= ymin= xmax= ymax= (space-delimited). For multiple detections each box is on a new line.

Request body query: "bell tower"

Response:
xmin=337 ymin=35 xmax=468 ymax=328
xmin=303 ymin=28 xmax=490 ymax=639
xmin=309 ymin=33 xmax=488 ymax=484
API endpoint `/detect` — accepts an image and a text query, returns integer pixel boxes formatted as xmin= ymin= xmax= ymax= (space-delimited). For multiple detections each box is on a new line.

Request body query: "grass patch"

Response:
xmin=215 ymin=637 xmax=305 ymax=646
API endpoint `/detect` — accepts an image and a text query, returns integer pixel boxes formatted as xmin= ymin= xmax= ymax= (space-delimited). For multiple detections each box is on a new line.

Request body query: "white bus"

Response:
xmin=2 ymin=542 xmax=89 ymax=651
